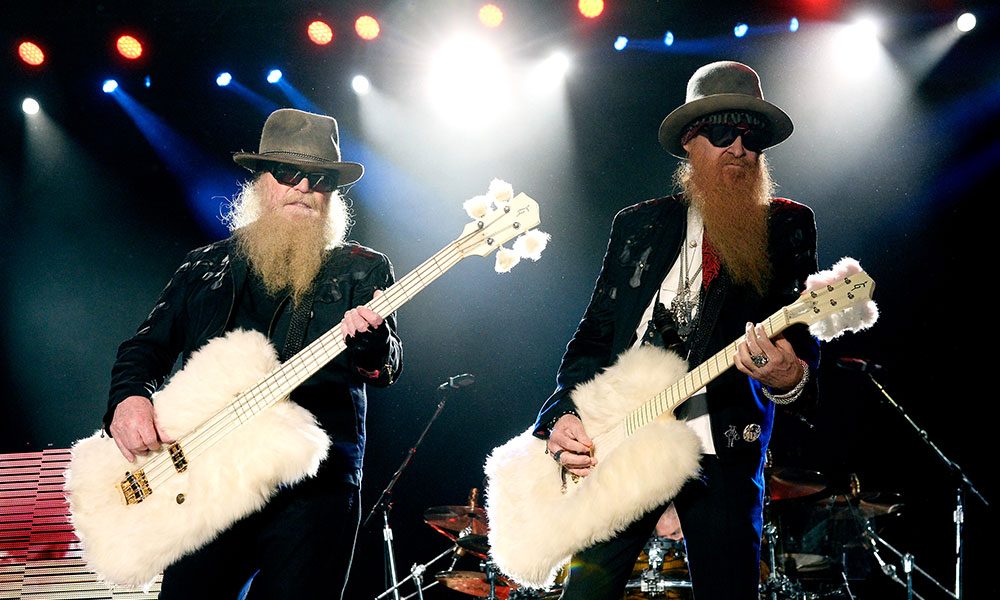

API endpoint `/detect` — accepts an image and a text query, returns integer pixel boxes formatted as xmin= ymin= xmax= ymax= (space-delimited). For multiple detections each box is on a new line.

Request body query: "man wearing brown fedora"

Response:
xmin=534 ymin=61 xmax=820 ymax=599
xmin=103 ymin=108 xmax=402 ymax=598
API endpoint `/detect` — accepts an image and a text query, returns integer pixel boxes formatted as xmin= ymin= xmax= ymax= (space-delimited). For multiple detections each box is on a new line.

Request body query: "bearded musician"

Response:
xmin=533 ymin=61 xmax=820 ymax=599
xmin=104 ymin=108 xmax=402 ymax=599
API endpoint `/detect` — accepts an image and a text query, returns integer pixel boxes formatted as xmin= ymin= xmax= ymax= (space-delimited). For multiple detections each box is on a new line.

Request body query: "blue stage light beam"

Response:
xmin=105 ymin=89 xmax=244 ymax=238
xmin=273 ymin=78 xmax=323 ymax=114
xmin=217 ymin=72 xmax=232 ymax=87
xmin=219 ymin=78 xmax=280 ymax=115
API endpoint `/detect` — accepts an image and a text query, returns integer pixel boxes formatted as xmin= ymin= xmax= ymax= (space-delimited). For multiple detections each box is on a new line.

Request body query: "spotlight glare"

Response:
xmin=116 ymin=35 xmax=143 ymax=60
xmin=613 ymin=36 xmax=628 ymax=51
xmin=355 ymin=15 xmax=380 ymax=40
xmin=352 ymin=75 xmax=371 ymax=95
xmin=308 ymin=20 xmax=333 ymax=45
xmin=426 ymin=35 xmax=510 ymax=129
xmin=479 ymin=4 xmax=503 ymax=28
xmin=956 ymin=12 xmax=976 ymax=33
xmin=578 ymin=0 xmax=604 ymax=18
xmin=144 ymin=75 xmax=151 ymax=88
xmin=790 ymin=17 xmax=799 ymax=32
xmin=102 ymin=79 xmax=119 ymax=93
xmin=216 ymin=72 xmax=232 ymax=87
xmin=22 ymin=98 xmax=40 ymax=115
xmin=734 ymin=23 xmax=749 ymax=38
xmin=267 ymin=69 xmax=283 ymax=83
xmin=18 ymin=41 xmax=45 ymax=66
xmin=663 ymin=31 xmax=674 ymax=46
xmin=833 ymin=19 xmax=883 ymax=76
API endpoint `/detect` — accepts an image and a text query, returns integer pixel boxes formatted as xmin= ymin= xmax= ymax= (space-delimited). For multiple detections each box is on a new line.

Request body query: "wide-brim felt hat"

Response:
xmin=233 ymin=108 xmax=364 ymax=186
xmin=658 ymin=61 xmax=793 ymax=158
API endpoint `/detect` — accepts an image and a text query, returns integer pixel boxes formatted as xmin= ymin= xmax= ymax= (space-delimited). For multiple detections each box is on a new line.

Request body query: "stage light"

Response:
xmin=356 ymin=15 xmax=380 ymax=41
xmin=144 ymin=75 xmax=151 ymax=88
xmin=734 ymin=23 xmax=749 ymax=38
xmin=267 ymin=69 xmax=283 ymax=83
xmin=790 ymin=17 xmax=799 ymax=32
xmin=116 ymin=35 xmax=143 ymax=60
xmin=663 ymin=31 xmax=674 ymax=46
xmin=216 ymin=72 xmax=232 ymax=86
xmin=22 ymin=98 xmax=40 ymax=115
xmin=18 ymin=41 xmax=45 ymax=66
xmin=956 ymin=12 xmax=976 ymax=33
xmin=426 ymin=35 xmax=510 ymax=129
xmin=833 ymin=18 xmax=882 ymax=76
xmin=528 ymin=51 xmax=571 ymax=91
xmin=479 ymin=4 xmax=503 ymax=28
xmin=578 ymin=0 xmax=604 ymax=19
xmin=613 ymin=36 xmax=628 ymax=51
xmin=102 ymin=79 xmax=119 ymax=93
xmin=308 ymin=20 xmax=333 ymax=45
xmin=352 ymin=75 xmax=371 ymax=95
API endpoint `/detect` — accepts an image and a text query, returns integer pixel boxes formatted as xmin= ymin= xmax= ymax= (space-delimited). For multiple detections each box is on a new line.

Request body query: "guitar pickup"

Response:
xmin=120 ymin=469 xmax=152 ymax=505
xmin=168 ymin=443 xmax=188 ymax=473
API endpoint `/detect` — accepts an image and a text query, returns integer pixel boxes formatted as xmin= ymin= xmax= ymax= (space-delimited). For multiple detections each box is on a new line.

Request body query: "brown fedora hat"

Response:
xmin=233 ymin=108 xmax=364 ymax=186
xmin=658 ymin=61 xmax=793 ymax=158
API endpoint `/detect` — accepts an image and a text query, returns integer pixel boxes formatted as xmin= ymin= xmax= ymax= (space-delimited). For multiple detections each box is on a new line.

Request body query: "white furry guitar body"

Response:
xmin=65 ymin=188 xmax=545 ymax=588
xmin=66 ymin=330 xmax=330 ymax=587
xmin=485 ymin=258 xmax=880 ymax=589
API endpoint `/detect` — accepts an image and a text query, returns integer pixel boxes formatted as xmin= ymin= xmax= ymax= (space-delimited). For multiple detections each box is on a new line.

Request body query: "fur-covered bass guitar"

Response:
xmin=66 ymin=183 xmax=546 ymax=588
xmin=484 ymin=257 xmax=879 ymax=589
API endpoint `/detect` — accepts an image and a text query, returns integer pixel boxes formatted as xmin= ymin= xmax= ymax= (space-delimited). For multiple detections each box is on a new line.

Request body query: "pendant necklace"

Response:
xmin=670 ymin=231 xmax=702 ymax=341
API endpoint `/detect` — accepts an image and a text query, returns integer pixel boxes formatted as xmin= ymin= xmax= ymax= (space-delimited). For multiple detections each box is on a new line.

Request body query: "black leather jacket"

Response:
xmin=105 ymin=237 xmax=403 ymax=484
xmin=534 ymin=195 xmax=819 ymax=461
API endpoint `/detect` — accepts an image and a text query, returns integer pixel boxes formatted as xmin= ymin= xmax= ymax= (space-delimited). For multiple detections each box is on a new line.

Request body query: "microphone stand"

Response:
xmin=365 ymin=377 xmax=468 ymax=600
xmin=862 ymin=372 xmax=989 ymax=600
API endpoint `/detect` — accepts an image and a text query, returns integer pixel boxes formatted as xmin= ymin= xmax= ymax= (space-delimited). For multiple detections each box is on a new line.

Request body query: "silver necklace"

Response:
xmin=669 ymin=233 xmax=702 ymax=341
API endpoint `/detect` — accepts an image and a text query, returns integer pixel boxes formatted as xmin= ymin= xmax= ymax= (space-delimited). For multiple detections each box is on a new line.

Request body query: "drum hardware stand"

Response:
xmin=480 ymin=559 xmax=500 ymax=600
xmin=377 ymin=545 xmax=459 ymax=600
xmin=367 ymin=374 xmax=474 ymax=600
xmin=859 ymin=370 xmax=988 ymax=600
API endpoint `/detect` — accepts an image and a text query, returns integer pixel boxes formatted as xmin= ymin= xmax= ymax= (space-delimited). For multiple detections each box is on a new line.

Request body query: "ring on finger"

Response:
xmin=552 ymin=449 xmax=564 ymax=463
xmin=751 ymin=354 xmax=769 ymax=368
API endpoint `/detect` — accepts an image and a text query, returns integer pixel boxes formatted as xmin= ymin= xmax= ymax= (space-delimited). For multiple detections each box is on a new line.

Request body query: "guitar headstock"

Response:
xmin=456 ymin=180 xmax=547 ymax=271
xmin=784 ymin=258 xmax=879 ymax=342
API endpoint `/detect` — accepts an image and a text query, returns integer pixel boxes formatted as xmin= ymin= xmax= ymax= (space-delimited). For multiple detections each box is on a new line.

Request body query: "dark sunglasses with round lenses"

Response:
xmin=697 ymin=123 xmax=771 ymax=153
xmin=265 ymin=163 xmax=340 ymax=193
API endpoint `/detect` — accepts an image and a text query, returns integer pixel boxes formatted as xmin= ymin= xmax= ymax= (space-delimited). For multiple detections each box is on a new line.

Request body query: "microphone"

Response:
xmin=438 ymin=373 xmax=476 ymax=390
xmin=836 ymin=357 xmax=883 ymax=373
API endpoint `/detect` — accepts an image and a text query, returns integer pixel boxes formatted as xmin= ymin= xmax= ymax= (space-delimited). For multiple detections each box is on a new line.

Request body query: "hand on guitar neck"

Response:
xmin=734 ymin=321 xmax=805 ymax=392
xmin=109 ymin=396 xmax=174 ymax=463
xmin=547 ymin=414 xmax=597 ymax=477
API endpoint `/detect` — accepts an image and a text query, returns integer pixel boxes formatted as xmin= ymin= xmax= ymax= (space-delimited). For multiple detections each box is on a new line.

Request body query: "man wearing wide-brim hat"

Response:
xmin=532 ymin=61 xmax=820 ymax=599
xmin=103 ymin=108 xmax=402 ymax=599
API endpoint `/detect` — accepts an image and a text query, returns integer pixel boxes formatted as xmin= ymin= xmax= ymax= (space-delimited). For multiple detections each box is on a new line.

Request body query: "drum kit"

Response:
xmin=393 ymin=467 xmax=902 ymax=600
xmin=760 ymin=468 xmax=905 ymax=600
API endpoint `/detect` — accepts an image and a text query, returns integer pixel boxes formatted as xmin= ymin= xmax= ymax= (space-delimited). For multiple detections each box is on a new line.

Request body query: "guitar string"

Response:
xmin=133 ymin=209 xmax=526 ymax=490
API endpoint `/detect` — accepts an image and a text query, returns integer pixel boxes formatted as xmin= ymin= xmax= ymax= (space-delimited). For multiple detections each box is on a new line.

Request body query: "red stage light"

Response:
xmin=479 ymin=4 xmax=504 ymax=28
xmin=578 ymin=0 xmax=605 ymax=18
xmin=18 ymin=41 xmax=45 ymax=66
xmin=308 ymin=20 xmax=333 ymax=45
xmin=355 ymin=15 xmax=380 ymax=41
xmin=116 ymin=35 xmax=143 ymax=60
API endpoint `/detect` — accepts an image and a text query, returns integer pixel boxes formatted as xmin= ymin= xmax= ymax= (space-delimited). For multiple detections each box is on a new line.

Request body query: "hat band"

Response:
xmin=259 ymin=150 xmax=339 ymax=164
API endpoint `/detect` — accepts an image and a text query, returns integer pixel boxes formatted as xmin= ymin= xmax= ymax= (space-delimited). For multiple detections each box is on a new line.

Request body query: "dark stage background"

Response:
xmin=2 ymin=1 xmax=998 ymax=598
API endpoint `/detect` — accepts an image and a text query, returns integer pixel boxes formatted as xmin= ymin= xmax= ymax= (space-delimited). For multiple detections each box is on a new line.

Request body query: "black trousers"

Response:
xmin=559 ymin=454 xmax=765 ymax=600
xmin=158 ymin=475 xmax=361 ymax=600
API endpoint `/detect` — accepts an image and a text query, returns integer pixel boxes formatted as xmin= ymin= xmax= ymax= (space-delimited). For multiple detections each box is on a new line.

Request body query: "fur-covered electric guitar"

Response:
xmin=484 ymin=257 xmax=879 ymax=588
xmin=66 ymin=181 xmax=547 ymax=588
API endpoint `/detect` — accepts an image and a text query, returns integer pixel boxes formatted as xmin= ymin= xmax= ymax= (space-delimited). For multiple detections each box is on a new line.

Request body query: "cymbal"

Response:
xmin=424 ymin=505 xmax=488 ymax=540
xmin=815 ymin=492 xmax=904 ymax=519
xmin=435 ymin=570 xmax=514 ymax=599
xmin=782 ymin=552 xmax=834 ymax=573
xmin=767 ymin=468 xmax=827 ymax=501
xmin=456 ymin=534 xmax=491 ymax=559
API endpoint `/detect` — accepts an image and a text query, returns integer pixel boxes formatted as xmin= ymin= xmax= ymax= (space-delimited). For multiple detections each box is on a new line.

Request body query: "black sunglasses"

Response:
xmin=696 ymin=123 xmax=771 ymax=153
xmin=265 ymin=163 xmax=339 ymax=193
